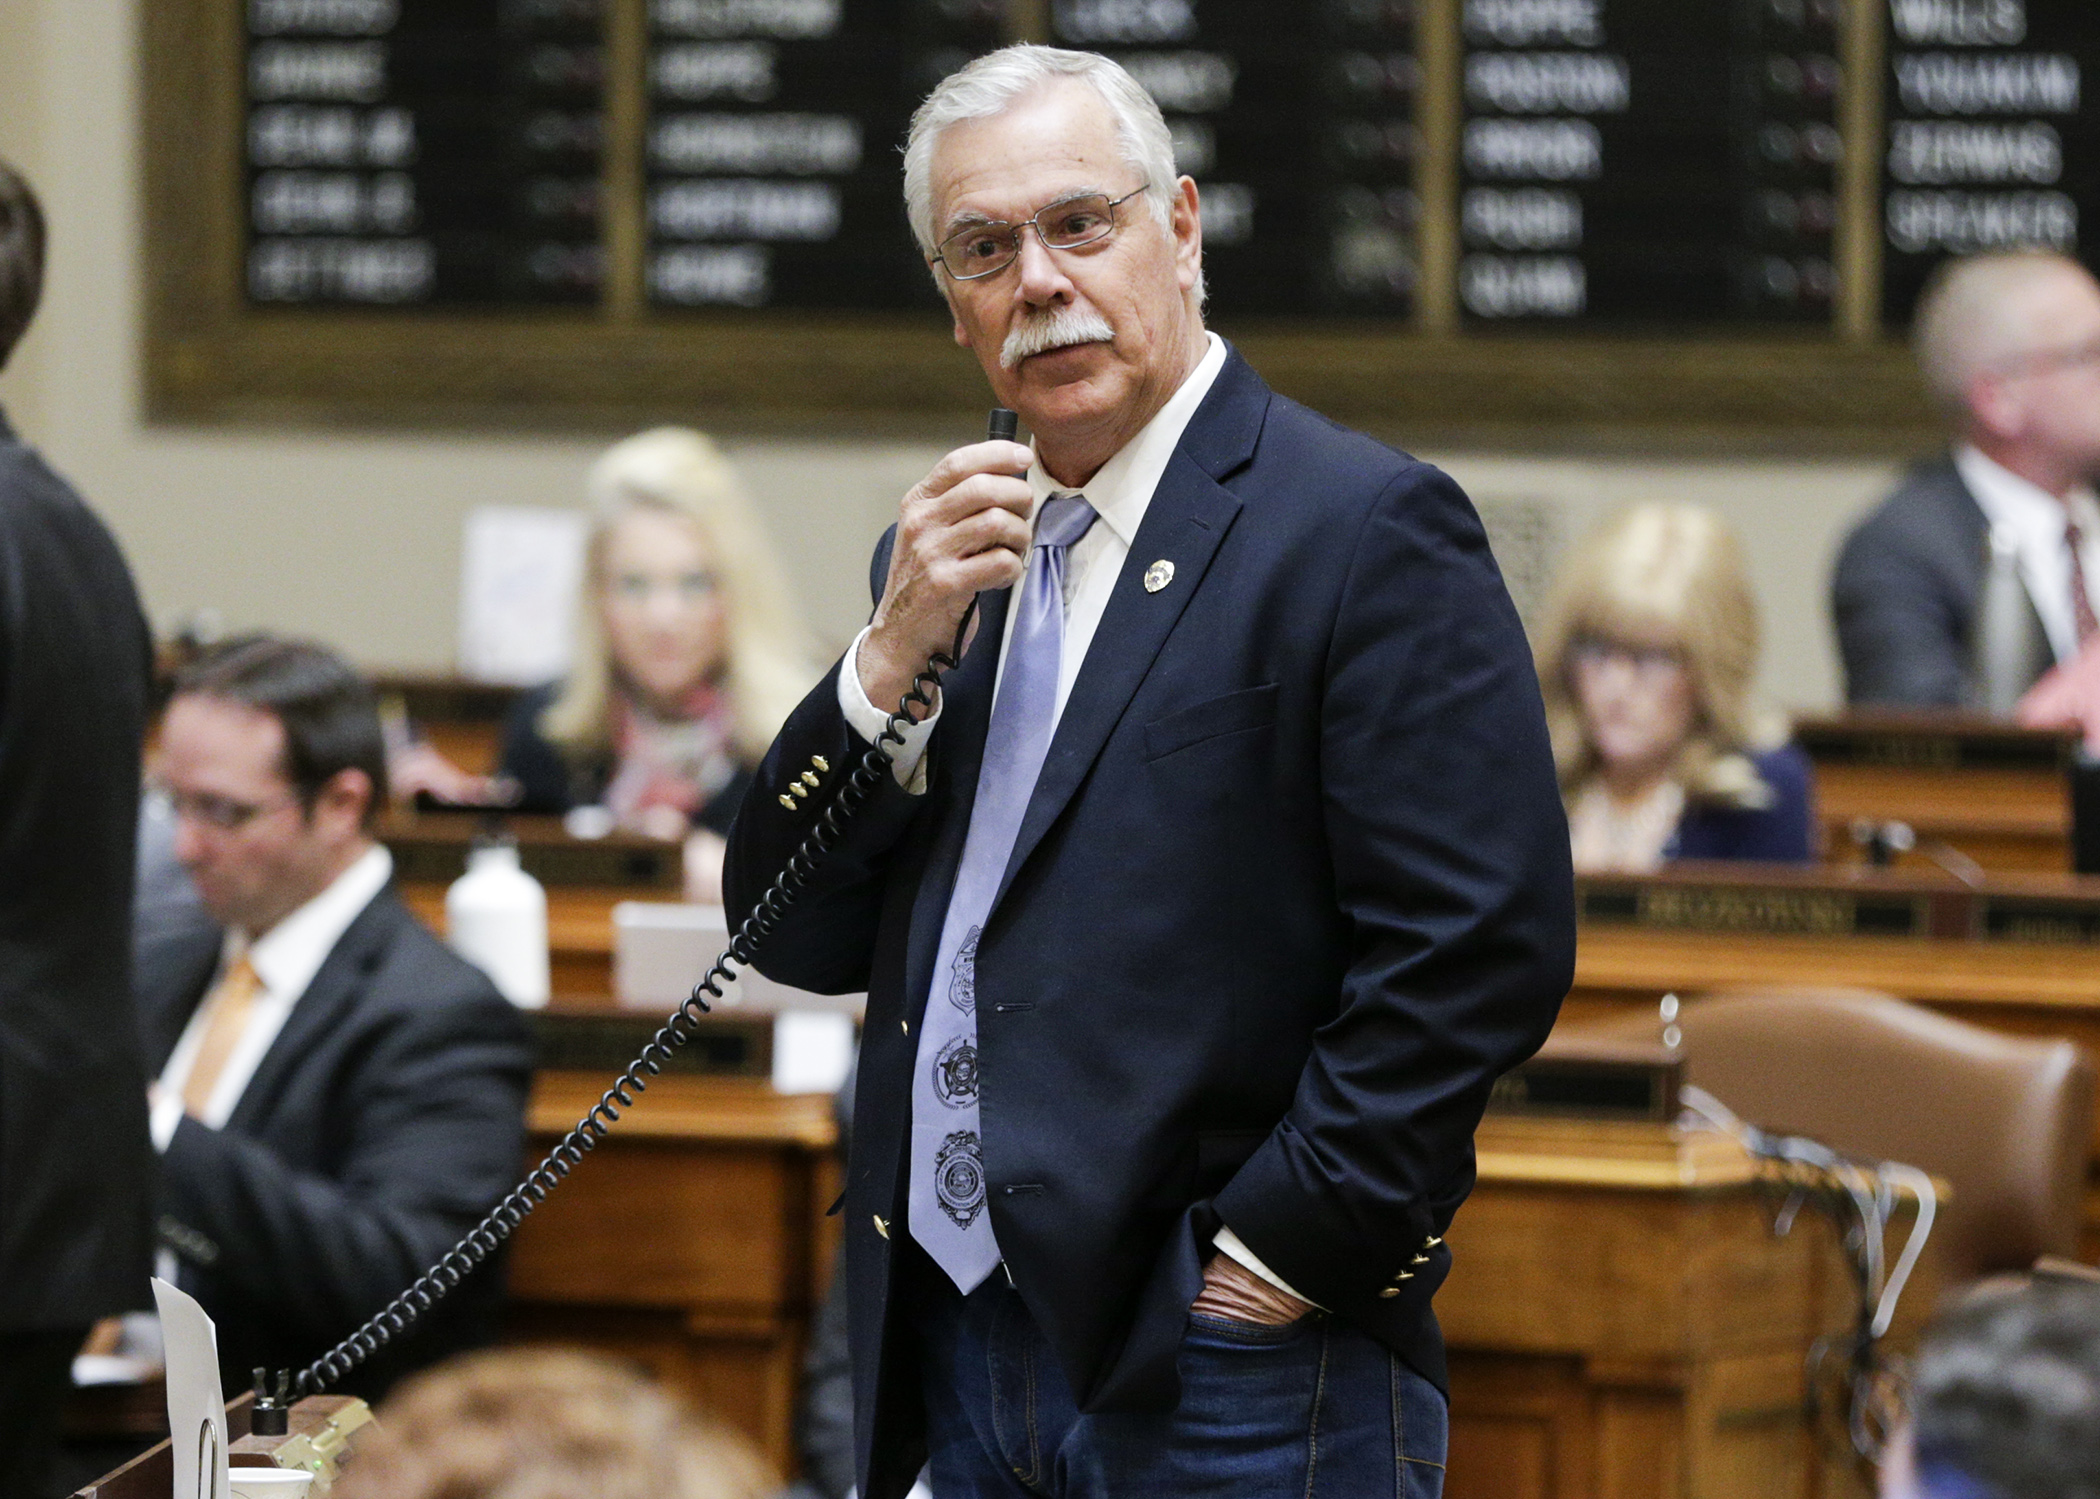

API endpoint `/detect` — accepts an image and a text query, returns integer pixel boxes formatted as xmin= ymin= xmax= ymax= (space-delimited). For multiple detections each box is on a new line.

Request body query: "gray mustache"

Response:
xmin=1000 ymin=307 xmax=1116 ymax=370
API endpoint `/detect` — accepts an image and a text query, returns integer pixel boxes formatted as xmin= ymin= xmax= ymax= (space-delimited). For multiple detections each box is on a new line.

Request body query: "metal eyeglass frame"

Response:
xmin=931 ymin=186 xmax=1150 ymax=281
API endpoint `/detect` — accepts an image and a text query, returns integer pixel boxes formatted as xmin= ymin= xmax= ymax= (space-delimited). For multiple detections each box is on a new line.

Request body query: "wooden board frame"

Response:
xmin=142 ymin=0 xmax=1949 ymax=451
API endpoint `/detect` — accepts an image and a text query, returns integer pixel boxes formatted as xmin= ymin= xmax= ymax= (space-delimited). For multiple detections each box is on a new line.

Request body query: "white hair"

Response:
xmin=902 ymin=45 xmax=1182 ymax=264
xmin=1914 ymin=250 xmax=2098 ymax=418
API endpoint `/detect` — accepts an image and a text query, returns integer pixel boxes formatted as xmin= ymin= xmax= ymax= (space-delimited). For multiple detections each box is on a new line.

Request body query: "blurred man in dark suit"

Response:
xmin=727 ymin=45 xmax=1573 ymax=1499
xmin=1835 ymin=252 xmax=2100 ymax=708
xmin=139 ymin=637 xmax=532 ymax=1396
xmin=0 ymin=159 xmax=157 ymax=1499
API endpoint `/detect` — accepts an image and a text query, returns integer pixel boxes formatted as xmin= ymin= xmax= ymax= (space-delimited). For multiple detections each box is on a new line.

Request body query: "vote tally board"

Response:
xmin=137 ymin=0 xmax=2100 ymax=435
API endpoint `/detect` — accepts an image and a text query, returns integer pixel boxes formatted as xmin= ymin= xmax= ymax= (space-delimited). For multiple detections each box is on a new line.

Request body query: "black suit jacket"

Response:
xmin=136 ymin=884 xmax=533 ymax=1394
xmin=1833 ymin=456 xmax=2052 ymax=706
xmin=0 ymin=406 xmax=156 ymax=1332
xmin=724 ymin=349 xmax=1576 ymax=1498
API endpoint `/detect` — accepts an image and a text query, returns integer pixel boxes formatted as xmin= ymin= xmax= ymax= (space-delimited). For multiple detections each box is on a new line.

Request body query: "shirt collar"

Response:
xmin=1027 ymin=331 xmax=1228 ymax=547
xmin=233 ymin=843 xmax=393 ymax=1001
xmin=1956 ymin=445 xmax=2100 ymax=535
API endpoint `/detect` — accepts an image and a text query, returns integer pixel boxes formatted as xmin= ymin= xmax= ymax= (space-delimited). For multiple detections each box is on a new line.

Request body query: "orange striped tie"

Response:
xmin=181 ymin=956 xmax=262 ymax=1118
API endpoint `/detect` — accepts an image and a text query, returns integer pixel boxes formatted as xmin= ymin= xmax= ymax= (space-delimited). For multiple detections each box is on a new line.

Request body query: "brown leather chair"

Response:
xmin=1575 ymin=988 xmax=2094 ymax=1282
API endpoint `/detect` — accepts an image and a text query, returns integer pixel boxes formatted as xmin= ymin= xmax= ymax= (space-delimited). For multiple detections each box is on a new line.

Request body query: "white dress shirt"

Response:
xmin=1955 ymin=445 xmax=2100 ymax=663
xmin=834 ymin=332 xmax=1313 ymax=1306
xmin=150 ymin=844 xmax=394 ymax=1152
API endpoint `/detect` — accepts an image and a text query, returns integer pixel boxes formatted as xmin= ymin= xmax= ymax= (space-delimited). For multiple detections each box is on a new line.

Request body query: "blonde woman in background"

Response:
xmin=332 ymin=1347 xmax=777 ymax=1499
xmin=500 ymin=428 xmax=817 ymax=901
xmin=1535 ymin=502 xmax=1816 ymax=872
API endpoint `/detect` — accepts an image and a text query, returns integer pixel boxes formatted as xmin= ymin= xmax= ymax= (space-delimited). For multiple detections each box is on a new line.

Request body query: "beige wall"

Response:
xmin=1 ymin=0 xmax=1906 ymax=708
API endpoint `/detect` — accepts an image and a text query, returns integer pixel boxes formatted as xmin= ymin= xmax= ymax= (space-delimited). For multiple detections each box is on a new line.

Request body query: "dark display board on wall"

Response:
xmin=1881 ymin=0 xmax=2099 ymax=322
xmin=1458 ymin=0 xmax=1841 ymax=325
xmin=150 ymin=0 xmax=2100 ymax=443
xmin=244 ymin=0 xmax=607 ymax=305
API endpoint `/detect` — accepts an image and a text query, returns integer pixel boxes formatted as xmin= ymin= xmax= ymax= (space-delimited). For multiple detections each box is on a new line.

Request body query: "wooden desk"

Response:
xmin=489 ymin=1076 xmax=1932 ymax=1499
xmin=71 ymin=1393 xmax=373 ymax=1499
xmin=1795 ymin=712 xmax=2076 ymax=873
xmin=503 ymin=1074 xmax=841 ymax=1478
xmin=383 ymin=811 xmax=676 ymax=1001
xmin=1445 ymin=1115 xmax=1937 ymax=1499
xmin=1570 ymin=863 xmax=2100 ymax=1256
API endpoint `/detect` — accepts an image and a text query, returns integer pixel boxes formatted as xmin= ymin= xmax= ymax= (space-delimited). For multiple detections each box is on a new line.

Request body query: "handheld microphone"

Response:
xmin=989 ymin=407 xmax=1019 ymax=444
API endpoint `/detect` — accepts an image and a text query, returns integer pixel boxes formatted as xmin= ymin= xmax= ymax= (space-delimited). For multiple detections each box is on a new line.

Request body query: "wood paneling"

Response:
xmin=503 ymin=1075 xmax=839 ymax=1476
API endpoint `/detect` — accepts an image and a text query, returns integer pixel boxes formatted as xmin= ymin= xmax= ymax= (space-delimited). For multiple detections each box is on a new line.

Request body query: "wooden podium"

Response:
xmin=1443 ymin=1116 xmax=1938 ymax=1499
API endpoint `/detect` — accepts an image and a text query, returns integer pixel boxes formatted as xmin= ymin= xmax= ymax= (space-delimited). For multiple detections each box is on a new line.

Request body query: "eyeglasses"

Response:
xmin=1993 ymin=338 xmax=2100 ymax=380
xmin=931 ymin=187 xmax=1149 ymax=281
xmin=151 ymin=781 xmax=302 ymax=833
xmin=1571 ymin=638 xmax=1686 ymax=680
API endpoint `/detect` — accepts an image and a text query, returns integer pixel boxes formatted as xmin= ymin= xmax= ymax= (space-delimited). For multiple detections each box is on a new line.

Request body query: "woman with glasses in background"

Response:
xmin=501 ymin=428 xmax=815 ymax=902
xmin=1534 ymin=502 xmax=1816 ymax=873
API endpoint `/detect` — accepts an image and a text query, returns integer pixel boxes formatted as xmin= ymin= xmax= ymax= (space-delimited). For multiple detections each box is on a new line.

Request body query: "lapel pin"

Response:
xmin=1143 ymin=559 xmax=1175 ymax=594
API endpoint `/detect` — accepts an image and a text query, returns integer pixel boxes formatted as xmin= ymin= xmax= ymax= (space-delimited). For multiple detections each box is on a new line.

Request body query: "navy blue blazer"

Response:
xmin=1668 ymin=745 xmax=1818 ymax=864
xmin=723 ymin=348 xmax=1576 ymax=1499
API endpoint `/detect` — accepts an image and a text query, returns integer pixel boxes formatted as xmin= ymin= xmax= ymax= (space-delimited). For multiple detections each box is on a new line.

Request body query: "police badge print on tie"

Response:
xmin=909 ymin=493 xmax=1097 ymax=1292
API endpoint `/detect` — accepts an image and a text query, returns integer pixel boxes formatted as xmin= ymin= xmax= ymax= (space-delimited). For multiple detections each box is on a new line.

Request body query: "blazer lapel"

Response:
xmin=988 ymin=456 xmax=1241 ymax=916
xmin=228 ymin=892 xmax=394 ymax=1131
xmin=900 ymin=583 xmax=1013 ymax=1013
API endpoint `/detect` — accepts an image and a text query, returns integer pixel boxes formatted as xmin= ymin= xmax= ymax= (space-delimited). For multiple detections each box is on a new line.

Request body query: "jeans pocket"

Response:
xmin=1393 ymin=1359 xmax=1449 ymax=1499
xmin=1185 ymin=1309 xmax=1318 ymax=1346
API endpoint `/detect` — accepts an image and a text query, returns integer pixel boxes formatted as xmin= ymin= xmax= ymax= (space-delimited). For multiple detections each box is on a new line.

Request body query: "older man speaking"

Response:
xmin=725 ymin=46 xmax=1574 ymax=1499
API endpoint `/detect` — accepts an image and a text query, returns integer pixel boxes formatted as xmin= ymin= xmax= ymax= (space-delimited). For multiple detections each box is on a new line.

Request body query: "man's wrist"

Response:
xmin=837 ymin=627 xmax=938 ymax=790
xmin=1213 ymin=1226 xmax=1322 ymax=1310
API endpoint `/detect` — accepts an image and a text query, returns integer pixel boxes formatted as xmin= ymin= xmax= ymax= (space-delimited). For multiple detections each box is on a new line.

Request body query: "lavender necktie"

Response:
xmin=910 ymin=492 xmax=1098 ymax=1292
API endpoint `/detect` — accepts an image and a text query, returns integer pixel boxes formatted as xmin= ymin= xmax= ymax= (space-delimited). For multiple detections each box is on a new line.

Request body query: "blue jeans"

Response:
xmin=917 ymin=1266 xmax=1448 ymax=1498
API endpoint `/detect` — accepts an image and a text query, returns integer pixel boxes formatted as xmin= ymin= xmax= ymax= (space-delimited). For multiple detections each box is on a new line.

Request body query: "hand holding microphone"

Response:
xmin=858 ymin=409 xmax=1033 ymax=712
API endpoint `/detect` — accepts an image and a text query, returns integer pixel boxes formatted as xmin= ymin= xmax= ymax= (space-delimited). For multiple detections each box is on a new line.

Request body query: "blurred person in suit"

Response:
xmin=1535 ymin=503 xmax=1815 ymax=871
xmin=1880 ymin=1275 xmax=2100 ymax=1499
xmin=0 ymin=158 xmax=157 ymax=1499
xmin=139 ymin=636 xmax=532 ymax=1396
xmin=332 ymin=1347 xmax=777 ymax=1499
xmin=1835 ymin=251 xmax=2100 ymax=708
xmin=500 ymin=427 xmax=817 ymax=902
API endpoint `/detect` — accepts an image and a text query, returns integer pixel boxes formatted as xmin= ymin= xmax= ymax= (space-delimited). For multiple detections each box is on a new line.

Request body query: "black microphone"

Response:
xmin=988 ymin=407 xmax=1019 ymax=444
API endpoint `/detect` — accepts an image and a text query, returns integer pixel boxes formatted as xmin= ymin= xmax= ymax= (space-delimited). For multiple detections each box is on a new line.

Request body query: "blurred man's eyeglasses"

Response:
xmin=150 ymin=781 xmax=300 ymax=833
xmin=932 ymin=187 xmax=1149 ymax=281
xmin=1993 ymin=338 xmax=2100 ymax=380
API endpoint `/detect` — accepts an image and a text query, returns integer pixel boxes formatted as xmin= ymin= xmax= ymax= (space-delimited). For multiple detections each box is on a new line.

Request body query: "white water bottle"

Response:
xmin=446 ymin=837 xmax=550 ymax=1008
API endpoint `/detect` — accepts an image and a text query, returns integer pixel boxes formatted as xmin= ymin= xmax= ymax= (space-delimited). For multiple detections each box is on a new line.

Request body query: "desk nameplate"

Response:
xmin=1580 ymin=880 xmax=1935 ymax=939
xmin=1581 ymin=873 xmax=2100 ymax=947
xmin=1794 ymin=716 xmax=2077 ymax=773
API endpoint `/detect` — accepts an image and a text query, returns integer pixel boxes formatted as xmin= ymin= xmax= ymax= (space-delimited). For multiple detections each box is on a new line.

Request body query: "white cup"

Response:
xmin=228 ymin=1469 xmax=315 ymax=1499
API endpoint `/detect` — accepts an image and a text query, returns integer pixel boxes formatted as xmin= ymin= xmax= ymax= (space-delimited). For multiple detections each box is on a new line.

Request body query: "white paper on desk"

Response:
xmin=458 ymin=505 xmax=587 ymax=686
xmin=153 ymin=1277 xmax=230 ymax=1499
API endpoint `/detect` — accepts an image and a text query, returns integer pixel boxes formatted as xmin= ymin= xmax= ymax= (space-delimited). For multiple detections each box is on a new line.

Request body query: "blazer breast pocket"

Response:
xmin=1142 ymin=683 xmax=1279 ymax=763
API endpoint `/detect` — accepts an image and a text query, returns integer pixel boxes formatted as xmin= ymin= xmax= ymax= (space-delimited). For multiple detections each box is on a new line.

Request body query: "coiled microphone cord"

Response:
xmin=270 ymin=433 xmax=1009 ymax=1406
